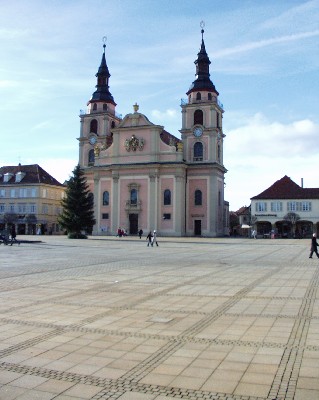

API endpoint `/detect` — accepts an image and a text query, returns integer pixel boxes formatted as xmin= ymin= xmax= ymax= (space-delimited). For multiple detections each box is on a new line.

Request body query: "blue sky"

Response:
xmin=1 ymin=0 xmax=318 ymax=211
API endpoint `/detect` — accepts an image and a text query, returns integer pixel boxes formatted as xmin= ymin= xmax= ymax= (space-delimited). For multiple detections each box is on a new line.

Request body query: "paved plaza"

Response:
xmin=0 ymin=235 xmax=318 ymax=400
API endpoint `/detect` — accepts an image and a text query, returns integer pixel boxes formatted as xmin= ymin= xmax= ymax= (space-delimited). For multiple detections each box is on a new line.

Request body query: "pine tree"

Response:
xmin=58 ymin=164 xmax=95 ymax=238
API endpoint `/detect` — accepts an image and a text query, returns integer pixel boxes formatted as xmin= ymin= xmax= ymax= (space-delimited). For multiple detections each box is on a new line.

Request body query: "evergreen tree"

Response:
xmin=58 ymin=164 xmax=95 ymax=238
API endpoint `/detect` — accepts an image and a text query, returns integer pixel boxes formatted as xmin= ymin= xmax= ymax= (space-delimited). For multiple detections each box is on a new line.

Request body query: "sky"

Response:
xmin=1 ymin=0 xmax=318 ymax=211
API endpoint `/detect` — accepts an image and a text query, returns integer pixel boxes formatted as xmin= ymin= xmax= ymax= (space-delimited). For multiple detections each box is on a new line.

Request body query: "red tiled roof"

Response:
xmin=0 ymin=164 xmax=64 ymax=186
xmin=251 ymin=175 xmax=319 ymax=200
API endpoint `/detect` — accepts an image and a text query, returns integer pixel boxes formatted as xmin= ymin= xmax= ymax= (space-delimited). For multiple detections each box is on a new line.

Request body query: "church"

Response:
xmin=78 ymin=28 xmax=228 ymax=237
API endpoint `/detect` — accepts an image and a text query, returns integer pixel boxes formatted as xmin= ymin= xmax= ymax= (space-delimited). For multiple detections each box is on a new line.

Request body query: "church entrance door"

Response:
xmin=194 ymin=220 xmax=201 ymax=236
xmin=129 ymin=214 xmax=138 ymax=235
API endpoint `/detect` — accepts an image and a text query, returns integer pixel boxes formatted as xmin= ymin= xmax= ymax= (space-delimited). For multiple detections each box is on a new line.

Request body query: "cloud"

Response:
xmin=214 ymin=30 xmax=319 ymax=59
xmin=226 ymin=113 xmax=319 ymax=158
xmin=151 ymin=109 xmax=178 ymax=120
xmin=224 ymin=113 xmax=319 ymax=210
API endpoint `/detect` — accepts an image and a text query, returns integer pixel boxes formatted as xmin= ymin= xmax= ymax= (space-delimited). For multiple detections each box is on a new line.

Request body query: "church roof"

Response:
xmin=251 ymin=175 xmax=319 ymax=200
xmin=0 ymin=164 xmax=64 ymax=186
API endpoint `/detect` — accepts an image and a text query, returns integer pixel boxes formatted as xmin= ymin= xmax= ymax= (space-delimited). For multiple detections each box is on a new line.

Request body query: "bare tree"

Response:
xmin=284 ymin=212 xmax=300 ymax=237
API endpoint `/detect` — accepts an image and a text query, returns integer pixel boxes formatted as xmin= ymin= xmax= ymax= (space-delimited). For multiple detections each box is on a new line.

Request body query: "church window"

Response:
xmin=88 ymin=149 xmax=95 ymax=165
xmin=194 ymin=109 xmax=203 ymax=125
xmin=194 ymin=142 xmax=203 ymax=161
xmin=103 ymin=103 xmax=108 ymax=111
xmin=208 ymin=93 xmax=212 ymax=100
xmin=130 ymin=188 xmax=137 ymax=205
xmin=102 ymin=191 xmax=109 ymax=206
xmin=196 ymin=92 xmax=201 ymax=100
xmin=90 ymin=119 xmax=98 ymax=133
xmin=195 ymin=190 xmax=202 ymax=206
xmin=93 ymin=103 xmax=97 ymax=111
xmin=164 ymin=189 xmax=171 ymax=205
xmin=217 ymin=144 xmax=220 ymax=161
xmin=216 ymin=113 xmax=219 ymax=127
xmin=111 ymin=121 xmax=115 ymax=128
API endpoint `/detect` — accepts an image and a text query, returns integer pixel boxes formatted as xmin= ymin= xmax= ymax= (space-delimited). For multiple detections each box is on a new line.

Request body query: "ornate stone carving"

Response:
xmin=124 ymin=135 xmax=145 ymax=152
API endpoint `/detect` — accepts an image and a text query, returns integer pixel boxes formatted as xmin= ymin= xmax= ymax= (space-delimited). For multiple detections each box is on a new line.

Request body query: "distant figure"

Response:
xmin=309 ymin=233 xmax=319 ymax=258
xmin=146 ymin=231 xmax=153 ymax=247
xmin=251 ymin=230 xmax=257 ymax=239
xmin=138 ymin=229 xmax=143 ymax=239
xmin=152 ymin=230 xmax=159 ymax=247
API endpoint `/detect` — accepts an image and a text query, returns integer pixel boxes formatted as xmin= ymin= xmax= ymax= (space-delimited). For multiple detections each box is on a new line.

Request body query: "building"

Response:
xmin=251 ymin=175 xmax=319 ymax=238
xmin=0 ymin=164 xmax=65 ymax=235
xmin=79 ymin=28 xmax=228 ymax=237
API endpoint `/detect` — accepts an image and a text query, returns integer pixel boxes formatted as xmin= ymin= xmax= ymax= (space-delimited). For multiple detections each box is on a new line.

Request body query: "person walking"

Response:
xmin=152 ymin=230 xmax=159 ymax=247
xmin=309 ymin=233 xmax=319 ymax=258
xmin=146 ymin=231 xmax=153 ymax=247
xmin=138 ymin=229 xmax=143 ymax=239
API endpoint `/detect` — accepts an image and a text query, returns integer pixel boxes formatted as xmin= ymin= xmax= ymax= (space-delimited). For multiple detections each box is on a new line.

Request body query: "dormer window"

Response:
xmin=3 ymin=173 xmax=14 ymax=183
xmin=15 ymin=172 xmax=26 ymax=183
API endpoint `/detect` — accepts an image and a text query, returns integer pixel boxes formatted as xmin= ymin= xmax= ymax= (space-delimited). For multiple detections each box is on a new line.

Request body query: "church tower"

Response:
xmin=78 ymin=40 xmax=122 ymax=168
xmin=181 ymin=24 xmax=227 ymax=236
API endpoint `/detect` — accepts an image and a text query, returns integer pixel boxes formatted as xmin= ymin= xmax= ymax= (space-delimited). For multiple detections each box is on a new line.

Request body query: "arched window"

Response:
xmin=217 ymin=144 xmax=221 ymax=161
xmin=130 ymin=188 xmax=137 ymax=205
xmin=90 ymin=119 xmax=98 ymax=133
xmin=195 ymin=190 xmax=202 ymax=206
xmin=111 ymin=121 xmax=115 ymax=128
xmin=208 ymin=93 xmax=212 ymax=100
xmin=103 ymin=103 xmax=107 ymax=111
xmin=164 ymin=189 xmax=171 ymax=205
xmin=194 ymin=142 xmax=203 ymax=161
xmin=88 ymin=149 xmax=95 ymax=164
xmin=194 ymin=109 xmax=203 ymax=125
xmin=103 ymin=191 xmax=109 ymax=206
xmin=196 ymin=92 xmax=201 ymax=100
xmin=93 ymin=103 xmax=97 ymax=111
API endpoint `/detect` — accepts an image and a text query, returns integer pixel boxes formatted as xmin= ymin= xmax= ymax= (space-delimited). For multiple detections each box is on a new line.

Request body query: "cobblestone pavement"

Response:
xmin=0 ymin=235 xmax=318 ymax=400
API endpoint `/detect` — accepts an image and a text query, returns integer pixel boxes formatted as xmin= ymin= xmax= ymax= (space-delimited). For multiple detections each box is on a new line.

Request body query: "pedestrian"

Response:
xmin=152 ymin=230 xmax=159 ymax=246
xmin=146 ymin=231 xmax=153 ymax=247
xmin=138 ymin=229 xmax=143 ymax=239
xmin=251 ymin=229 xmax=257 ymax=239
xmin=309 ymin=233 xmax=319 ymax=258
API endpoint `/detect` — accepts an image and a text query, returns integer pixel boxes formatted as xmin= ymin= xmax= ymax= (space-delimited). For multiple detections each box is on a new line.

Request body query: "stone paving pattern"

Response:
xmin=0 ymin=235 xmax=318 ymax=400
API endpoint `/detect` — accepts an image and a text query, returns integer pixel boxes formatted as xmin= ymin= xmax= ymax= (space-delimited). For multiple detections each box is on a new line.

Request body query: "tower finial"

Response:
xmin=200 ymin=20 xmax=205 ymax=39
xmin=102 ymin=36 xmax=107 ymax=53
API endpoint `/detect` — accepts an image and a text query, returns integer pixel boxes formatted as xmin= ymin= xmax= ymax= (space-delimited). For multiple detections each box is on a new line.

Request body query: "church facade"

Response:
xmin=78 ymin=29 xmax=228 ymax=237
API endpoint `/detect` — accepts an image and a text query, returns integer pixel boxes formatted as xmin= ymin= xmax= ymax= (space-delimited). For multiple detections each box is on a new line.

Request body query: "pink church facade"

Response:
xmin=78 ymin=29 xmax=228 ymax=237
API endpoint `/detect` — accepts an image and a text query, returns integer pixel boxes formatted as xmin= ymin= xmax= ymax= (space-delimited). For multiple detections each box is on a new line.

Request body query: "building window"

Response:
xmin=256 ymin=202 xmax=267 ymax=212
xmin=88 ymin=149 xmax=95 ymax=164
xmin=10 ymin=189 xmax=16 ymax=198
xmin=287 ymin=202 xmax=297 ymax=212
xmin=30 ymin=204 xmax=36 ymax=213
xmin=217 ymin=144 xmax=220 ymax=161
xmin=130 ymin=188 xmax=137 ymax=205
xmin=194 ymin=109 xmax=203 ymax=125
xmin=301 ymin=201 xmax=311 ymax=211
xmin=93 ymin=103 xmax=97 ymax=111
xmin=111 ymin=121 xmax=115 ymax=128
xmin=102 ymin=213 xmax=109 ymax=219
xmin=31 ymin=188 xmax=37 ymax=197
xmin=196 ymin=92 xmax=201 ymax=101
xmin=0 ymin=189 xmax=5 ymax=198
xmin=195 ymin=190 xmax=202 ymax=206
xmin=194 ymin=142 xmax=203 ymax=161
xmin=103 ymin=103 xmax=108 ymax=111
xmin=103 ymin=191 xmax=109 ymax=206
xmin=164 ymin=189 xmax=171 ymax=205
xmin=42 ymin=189 xmax=47 ymax=198
xmin=90 ymin=119 xmax=98 ymax=133
xmin=0 ymin=204 xmax=5 ymax=213
xmin=19 ymin=188 xmax=27 ymax=198
xmin=163 ymin=213 xmax=171 ymax=220
xmin=208 ymin=93 xmax=212 ymax=100
xmin=271 ymin=202 xmax=282 ymax=212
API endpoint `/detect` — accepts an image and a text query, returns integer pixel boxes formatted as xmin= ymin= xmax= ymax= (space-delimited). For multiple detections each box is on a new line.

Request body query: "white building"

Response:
xmin=251 ymin=175 xmax=319 ymax=238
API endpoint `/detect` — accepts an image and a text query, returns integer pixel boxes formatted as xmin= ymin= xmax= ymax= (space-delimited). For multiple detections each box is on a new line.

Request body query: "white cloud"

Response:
xmin=151 ymin=109 xmax=177 ymax=120
xmin=224 ymin=113 xmax=319 ymax=210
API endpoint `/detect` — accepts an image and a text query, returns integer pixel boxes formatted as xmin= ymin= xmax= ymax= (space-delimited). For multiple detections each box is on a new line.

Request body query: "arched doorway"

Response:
xmin=275 ymin=220 xmax=292 ymax=238
xmin=295 ymin=220 xmax=313 ymax=238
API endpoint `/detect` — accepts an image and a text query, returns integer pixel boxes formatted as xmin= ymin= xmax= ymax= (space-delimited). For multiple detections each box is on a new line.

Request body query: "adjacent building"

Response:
xmin=251 ymin=175 xmax=319 ymax=238
xmin=0 ymin=164 xmax=65 ymax=235
xmin=79 ymin=28 xmax=228 ymax=237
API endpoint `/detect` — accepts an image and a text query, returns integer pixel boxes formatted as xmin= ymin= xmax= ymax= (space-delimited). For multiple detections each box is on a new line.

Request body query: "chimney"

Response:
xmin=301 ymin=178 xmax=304 ymax=188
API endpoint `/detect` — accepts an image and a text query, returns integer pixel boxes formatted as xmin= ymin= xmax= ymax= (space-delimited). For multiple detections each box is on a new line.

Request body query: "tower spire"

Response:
xmin=186 ymin=22 xmax=218 ymax=96
xmin=89 ymin=36 xmax=116 ymax=106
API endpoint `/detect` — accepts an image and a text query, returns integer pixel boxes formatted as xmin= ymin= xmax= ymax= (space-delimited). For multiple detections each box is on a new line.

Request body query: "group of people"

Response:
xmin=0 ymin=225 xmax=19 ymax=246
xmin=116 ymin=227 xmax=128 ymax=237
xmin=146 ymin=230 xmax=159 ymax=247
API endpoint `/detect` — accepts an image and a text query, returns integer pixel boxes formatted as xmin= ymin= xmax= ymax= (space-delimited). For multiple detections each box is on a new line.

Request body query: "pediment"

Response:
xmin=118 ymin=112 xmax=156 ymax=129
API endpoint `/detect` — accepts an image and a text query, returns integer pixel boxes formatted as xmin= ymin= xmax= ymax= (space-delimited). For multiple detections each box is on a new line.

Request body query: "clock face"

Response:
xmin=193 ymin=127 xmax=203 ymax=137
xmin=89 ymin=135 xmax=97 ymax=145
